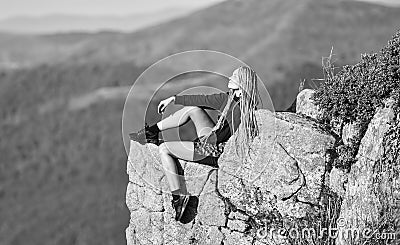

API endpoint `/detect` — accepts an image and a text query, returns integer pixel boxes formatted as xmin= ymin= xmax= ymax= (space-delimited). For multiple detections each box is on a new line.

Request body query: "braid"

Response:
xmin=233 ymin=66 xmax=259 ymax=161
xmin=200 ymin=90 xmax=235 ymax=143
xmin=213 ymin=90 xmax=235 ymax=131
xmin=201 ymin=66 xmax=259 ymax=163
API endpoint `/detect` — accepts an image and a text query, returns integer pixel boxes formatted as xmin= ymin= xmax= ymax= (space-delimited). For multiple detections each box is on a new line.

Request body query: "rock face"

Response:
xmin=296 ymin=89 xmax=323 ymax=121
xmin=218 ymin=111 xmax=335 ymax=217
xmin=125 ymin=109 xmax=336 ymax=245
xmin=336 ymin=100 xmax=397 ymax=245
xmin=125 ymin=89 xmax=400 ymax=245
xmin=342 ymin=122 xmax=361 ymax=146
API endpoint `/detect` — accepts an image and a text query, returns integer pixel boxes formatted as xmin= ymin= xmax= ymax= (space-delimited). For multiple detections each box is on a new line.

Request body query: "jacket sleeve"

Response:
xmin=174 ymin=92 xmax=228 ymax=110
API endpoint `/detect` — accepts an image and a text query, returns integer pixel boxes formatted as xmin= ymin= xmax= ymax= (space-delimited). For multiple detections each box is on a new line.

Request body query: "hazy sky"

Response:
xmin=355 ymin=0 xmax=400 ymax=5
xmin=0 ymin=0 xmax=399 ymax=20
xmin=0 ymin=0 xmax=226 ymax=20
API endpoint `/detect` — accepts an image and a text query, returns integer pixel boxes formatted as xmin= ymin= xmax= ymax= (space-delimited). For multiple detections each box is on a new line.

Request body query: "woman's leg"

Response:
xmin=157 ymin=106 xmax=215 ymax=137
xmin=159 ymin=141 xmax=195 ymax=194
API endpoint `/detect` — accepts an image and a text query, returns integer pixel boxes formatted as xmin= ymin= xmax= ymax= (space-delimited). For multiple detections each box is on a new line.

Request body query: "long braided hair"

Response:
xmin=202 ymin=66 xmax=260 ymax=160
xmin=231 ymin=66 xmax=259 ymax=160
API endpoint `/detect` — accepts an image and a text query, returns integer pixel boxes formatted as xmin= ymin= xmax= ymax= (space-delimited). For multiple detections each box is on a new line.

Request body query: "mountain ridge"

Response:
xmin=0 ymin=7 xmax=197 ymax=34
xmin=1 ymin=0 xmax=399 ymax=85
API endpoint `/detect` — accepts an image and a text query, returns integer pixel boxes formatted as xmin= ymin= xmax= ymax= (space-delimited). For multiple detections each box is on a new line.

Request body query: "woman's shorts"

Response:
xmin=192 ymin=136 xmax=226 ymax=168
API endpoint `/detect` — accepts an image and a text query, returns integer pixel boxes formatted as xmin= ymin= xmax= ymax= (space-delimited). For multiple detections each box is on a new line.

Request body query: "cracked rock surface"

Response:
xmin=296 ymin=89 xmax=323 ymax=120
xmin=336 ymin=101 xmax=397 ymax=245
xmin=126 ymin=109 xmax=336 ymax=244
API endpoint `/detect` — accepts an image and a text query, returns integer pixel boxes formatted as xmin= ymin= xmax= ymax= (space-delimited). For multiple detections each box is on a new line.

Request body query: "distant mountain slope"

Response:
xmin=0 ymin=62 xmax=145 ymax=245
xmin=0 ymin=8 xmax=191 ymax=34
xmin=0 ymin=0 xmax=399 ymax=84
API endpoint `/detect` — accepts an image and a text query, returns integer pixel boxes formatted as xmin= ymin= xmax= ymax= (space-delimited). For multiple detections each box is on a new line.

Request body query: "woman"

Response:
xmin=129 ymin=66 xmax=260 ymax=221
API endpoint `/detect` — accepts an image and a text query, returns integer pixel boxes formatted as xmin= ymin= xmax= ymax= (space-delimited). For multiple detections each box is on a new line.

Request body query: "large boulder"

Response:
xmin=125 ymin=109 xmax=336 ymax=245
xmin=218 ymin=111 xmax=335 ymax=216
xmin=336 ymin=100 xmax=398 ymax=245
xmin=296 ymin=88 xmax=353 ymax=199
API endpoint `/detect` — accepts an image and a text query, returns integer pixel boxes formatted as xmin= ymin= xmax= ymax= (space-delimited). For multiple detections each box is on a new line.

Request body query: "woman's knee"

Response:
xmin=159 ymin=142 xmax=170 ymax=155
xmin=185 ymin=106 xmax=203 ymax=116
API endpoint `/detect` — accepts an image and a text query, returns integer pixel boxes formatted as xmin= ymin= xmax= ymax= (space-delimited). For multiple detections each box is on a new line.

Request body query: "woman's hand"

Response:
xmin=158 ymin=96 xmax=175 ymax=114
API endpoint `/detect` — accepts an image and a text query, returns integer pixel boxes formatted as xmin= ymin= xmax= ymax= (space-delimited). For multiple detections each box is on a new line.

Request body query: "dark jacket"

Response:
xmin=174 ymin=92 xmax=241 ymax=144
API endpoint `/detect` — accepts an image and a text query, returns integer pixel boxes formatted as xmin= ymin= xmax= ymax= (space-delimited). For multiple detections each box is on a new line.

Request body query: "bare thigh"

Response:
xmin=157 ymin=106 xmax=215 ymax=138
xmin=159 ymin=141 xmax=195 ymax=161
xmin=188 ymin=107 xmax=215 ymax=137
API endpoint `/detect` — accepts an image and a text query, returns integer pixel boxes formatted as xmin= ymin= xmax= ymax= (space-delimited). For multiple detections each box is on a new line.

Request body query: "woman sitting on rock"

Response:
xmin=129 ymin=66 xmax=260 ymax=221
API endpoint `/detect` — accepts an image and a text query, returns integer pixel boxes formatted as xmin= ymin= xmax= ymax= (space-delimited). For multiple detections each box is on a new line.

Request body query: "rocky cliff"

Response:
xmin=125 ymin=89 xmax=399 ymax=244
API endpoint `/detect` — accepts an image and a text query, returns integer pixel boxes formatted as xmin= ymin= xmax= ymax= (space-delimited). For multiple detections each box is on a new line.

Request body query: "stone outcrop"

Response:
xmin=296 ymin=89 xmax=323 ymax=121
xmin=218 ymin=111 xmax=335 ymax=218
xmin=296 ymin=88 xmax=350 ymax=200
xmin=336 ymin=99 xmax=398 ymax=245
xmin=125 ymin=109 xmax=336 ymax=245
xmin=341 ymin=122 xmax=362 ymax=146
xmin=126 ymin=89 xmax=400 ymax=244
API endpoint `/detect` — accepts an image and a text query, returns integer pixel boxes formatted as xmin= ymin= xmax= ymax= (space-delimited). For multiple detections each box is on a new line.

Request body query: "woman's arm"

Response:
xmin=174 ymin=92 xmax=228 ymax=110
